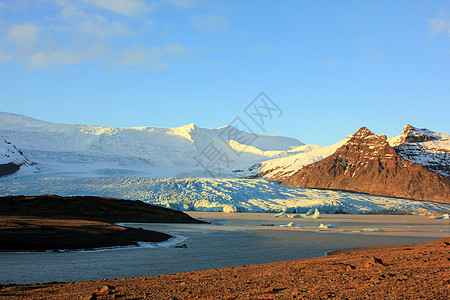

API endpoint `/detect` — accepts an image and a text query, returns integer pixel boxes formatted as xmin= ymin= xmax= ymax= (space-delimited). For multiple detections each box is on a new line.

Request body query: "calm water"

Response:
xmin=0 ymin=221 xmax=436 ymax=285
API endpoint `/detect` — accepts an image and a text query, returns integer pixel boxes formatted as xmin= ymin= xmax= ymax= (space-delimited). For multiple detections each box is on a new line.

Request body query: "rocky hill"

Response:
xmin=282 ymin=127 xmax=450 ymax=204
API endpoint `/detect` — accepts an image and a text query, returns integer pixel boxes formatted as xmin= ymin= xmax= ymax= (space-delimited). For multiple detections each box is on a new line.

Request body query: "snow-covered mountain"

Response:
xmin=0 ymin=112 xmax=303 ymax=177
xmin=252 ymin=137 xmax=350 ymax=180
xmin=0 ymin=137 xmax=35 ymax=176
xmin=254 ymin=124 xmax=450 ymax=181
xmin=282 ymin=126 xmax=450 ymax=204
xmin=388 ymin=124 xmax=450 ymax=178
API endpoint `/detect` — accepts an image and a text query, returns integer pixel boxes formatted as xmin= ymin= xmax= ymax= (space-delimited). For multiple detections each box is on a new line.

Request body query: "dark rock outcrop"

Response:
xmin=0 ymin=162 xmax=21 ymax=176
xmin=282 ymin=127 xmax=450 ymax=204
xmin=0 ymin=194 xmax=205 ymax=223
xmin=0 ymin=137 xmax=33 ymax=176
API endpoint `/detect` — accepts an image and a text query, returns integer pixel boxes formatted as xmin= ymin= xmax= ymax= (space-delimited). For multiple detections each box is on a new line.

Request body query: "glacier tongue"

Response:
xmin=1 ymin=176 xmax=449 ymax=215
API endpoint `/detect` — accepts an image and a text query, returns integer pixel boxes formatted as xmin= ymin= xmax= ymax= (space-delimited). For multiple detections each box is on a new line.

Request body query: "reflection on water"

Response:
xmin=0 ymin=222 xmax=435 ymax=285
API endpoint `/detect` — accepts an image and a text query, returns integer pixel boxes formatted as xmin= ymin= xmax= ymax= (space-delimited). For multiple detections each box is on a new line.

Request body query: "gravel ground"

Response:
xmin=1 ymin=237 xmax=449 ymax=299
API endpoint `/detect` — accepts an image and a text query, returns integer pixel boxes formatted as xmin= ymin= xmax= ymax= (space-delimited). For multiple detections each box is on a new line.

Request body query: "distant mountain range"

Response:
xmin=1 ymin=111 xmax=448 ymax=203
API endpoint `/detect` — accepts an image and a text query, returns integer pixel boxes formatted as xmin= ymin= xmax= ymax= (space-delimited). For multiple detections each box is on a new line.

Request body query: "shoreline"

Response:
xmin=1 ymin=237 xmax=448 ymax=299
xmin=0 ymin=216 xmax=174 ymax=252
xmin=0 ymin=233 xmax=188 ymax=254
xmin=1 ymin=213 xmax=448 ymax=287
xmin=186 ymin=211 xmax=450 ymax=238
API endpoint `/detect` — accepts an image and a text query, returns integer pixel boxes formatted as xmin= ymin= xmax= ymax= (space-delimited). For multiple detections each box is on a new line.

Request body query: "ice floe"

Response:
xmin=429 ymin=214 xmax=450 ymax=219
xmin=360 ymin=228 xmax=384 ymax=232
xmin=319 ymin=224 xmax=337 ymax=229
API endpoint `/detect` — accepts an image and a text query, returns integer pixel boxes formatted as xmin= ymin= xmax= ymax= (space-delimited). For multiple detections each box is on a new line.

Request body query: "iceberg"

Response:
xmin=280 ymin=222 xmax=301 ymax=228
xmin=435 ymin=214 xmax=450 ymax=219
xmin=289 ymin=208 xmax=321 ymax=219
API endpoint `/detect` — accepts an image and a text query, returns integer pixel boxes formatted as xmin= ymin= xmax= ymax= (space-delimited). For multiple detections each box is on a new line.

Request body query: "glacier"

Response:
xmin=1 ymin=176 xmax=449 ymax=215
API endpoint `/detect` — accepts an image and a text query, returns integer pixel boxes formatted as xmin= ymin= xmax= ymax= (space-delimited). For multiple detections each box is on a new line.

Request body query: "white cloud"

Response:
xmin=0 ymin=49 xmax=12 ymax=63
xmin=246 ymin=46 xmax=271 ymax=55
xmin=191 ymin=14 xmax=230 ymax=32
xmin=164 ymin=0 xmax=202 ymax=9
xmin=428 ymin=17 xmax=450 ymax=37
xmin=84 ymin=0 xmax=151 ymax=16
xmin=6 ymin=23 xmax=39 ymax=55
xmin=205 ymin=60 xmax=221 ymax=67
xmin=355 ymin=38 xmax=373 ymax=51
xmin=326 ymin=59 xmax=338 ymax=68
xmin=0 ymin=1 xmax=184 ymax=70
xmin=76 ymin=19 xmax=129 ymax=38
xmin=118 ymin=43 xmax=186 ymax=70
xmin=163 ymin=43 xmax=186 ymax=55
xmin=356 ymin=55 xmax=381 ymax=65
xmin=26 ymin=43 xmax=106 ymax=69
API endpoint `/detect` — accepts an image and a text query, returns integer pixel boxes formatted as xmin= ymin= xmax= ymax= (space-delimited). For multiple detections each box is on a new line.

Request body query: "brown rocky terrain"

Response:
xmin=1 ymin=237 xmax=448 ymax=299
xmin=282 ymin=127 xmax=450 ymax=204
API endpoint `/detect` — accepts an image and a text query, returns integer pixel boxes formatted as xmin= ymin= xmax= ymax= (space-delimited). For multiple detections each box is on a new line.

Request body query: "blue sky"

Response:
xmin=0 ymin=0 xmax=449 ymax=145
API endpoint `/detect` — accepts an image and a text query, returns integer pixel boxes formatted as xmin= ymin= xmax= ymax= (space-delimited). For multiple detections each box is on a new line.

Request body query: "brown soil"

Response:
xmin=1 ymin=237 xmax=448 ymax=299
xmin=0 ymin=216 xmax=171 ymax=251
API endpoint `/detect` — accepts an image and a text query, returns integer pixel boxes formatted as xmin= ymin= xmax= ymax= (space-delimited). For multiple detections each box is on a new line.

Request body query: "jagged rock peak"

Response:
xmin=352 ymin=126 xmax=373 ymax=138
xmin=387 ymin=124 xmax=442 ymax=147
xmin=401 ymin=124 xmax=439 ymax=143
xmin=348 ymin=127 xmax=388 ymax=149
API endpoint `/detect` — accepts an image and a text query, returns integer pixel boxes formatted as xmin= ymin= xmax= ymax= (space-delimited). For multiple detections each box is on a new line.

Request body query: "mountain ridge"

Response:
xmin=388 ymin=124 xmax=450 ymax=178
xmin=0 ymin=111 xmax=303 ymax=177
xmin=282 ymin=126 xmax=450 ymax=204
